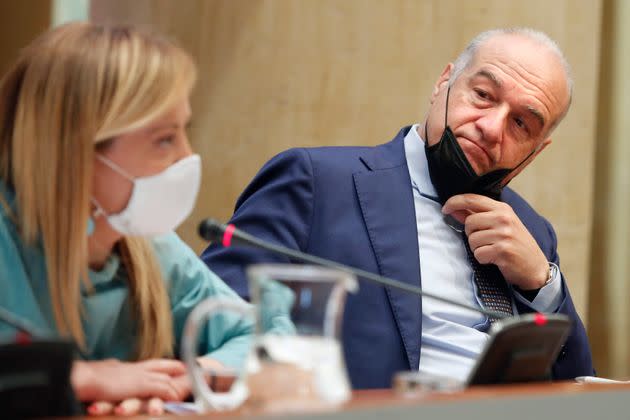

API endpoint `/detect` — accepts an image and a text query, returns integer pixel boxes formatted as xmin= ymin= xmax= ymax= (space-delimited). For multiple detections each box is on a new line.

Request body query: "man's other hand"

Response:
xmin=442 ymin=194 xmax=549 ymax=290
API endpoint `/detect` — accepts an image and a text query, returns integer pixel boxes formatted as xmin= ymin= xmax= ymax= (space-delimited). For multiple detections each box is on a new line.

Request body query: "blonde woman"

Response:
xmin=0 ymin=23 xmax=252 ymax=415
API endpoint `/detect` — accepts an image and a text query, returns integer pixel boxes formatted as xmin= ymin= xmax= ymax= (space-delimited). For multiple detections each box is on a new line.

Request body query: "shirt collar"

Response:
xmin=86 ymin=253 xmax=121 ymax=290
xmin=404 ymin=123 xmax=439 ymax=199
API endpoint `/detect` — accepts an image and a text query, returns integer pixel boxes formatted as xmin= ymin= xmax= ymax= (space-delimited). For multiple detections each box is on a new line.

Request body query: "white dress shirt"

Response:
xmin=403 ymin=124 xmax=563 ymax=381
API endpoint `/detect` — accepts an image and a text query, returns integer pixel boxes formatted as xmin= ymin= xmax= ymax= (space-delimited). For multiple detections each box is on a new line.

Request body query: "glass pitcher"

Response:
xmin=182 ymin=264 xmax=358 ymax=413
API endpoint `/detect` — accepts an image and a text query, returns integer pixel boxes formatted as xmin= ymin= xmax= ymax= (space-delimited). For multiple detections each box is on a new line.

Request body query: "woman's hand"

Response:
xmin=75 ymin=357 xmax=235 ymax=416
xmin=87 ymin=397 xmax=165 ymax=416
xmin=85 ymin=375 xmax=193 ymax=416
xmin=71 ymin=358 xmax=189 ymax=403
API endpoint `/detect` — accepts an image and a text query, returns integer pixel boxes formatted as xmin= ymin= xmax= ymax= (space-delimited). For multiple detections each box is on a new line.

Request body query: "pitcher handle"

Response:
xmin=181 ymin=298 xmax=253 ymax=411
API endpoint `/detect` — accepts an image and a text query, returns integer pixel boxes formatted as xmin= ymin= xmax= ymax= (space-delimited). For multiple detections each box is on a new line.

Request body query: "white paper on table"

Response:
xmin=163 ymin=402 xmax=203 ymax=415
xmin=575 ymin=376 xmax=630 ymax=384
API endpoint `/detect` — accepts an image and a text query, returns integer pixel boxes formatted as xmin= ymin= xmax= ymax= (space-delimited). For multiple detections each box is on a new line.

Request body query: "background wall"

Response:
xmin=0 ymin=0 xmax=51 ymax=75
xmin=91 ymin=0 xmax=602 ymax=322
xmin=588 ymin=0 xmax=630 ymax=378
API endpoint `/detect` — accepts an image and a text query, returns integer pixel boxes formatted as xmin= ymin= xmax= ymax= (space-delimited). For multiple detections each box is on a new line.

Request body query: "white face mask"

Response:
xmin=92 ymin=154 xmax=201 ymax=237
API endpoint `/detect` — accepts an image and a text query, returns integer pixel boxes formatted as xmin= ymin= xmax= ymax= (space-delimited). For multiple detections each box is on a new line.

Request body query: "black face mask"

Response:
xmin=424 ymin=87 xmax=538 ymax=204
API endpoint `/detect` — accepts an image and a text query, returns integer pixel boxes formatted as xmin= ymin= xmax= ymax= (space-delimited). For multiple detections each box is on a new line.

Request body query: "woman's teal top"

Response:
xmin=0 ymin=180 xmax=253 ymax=369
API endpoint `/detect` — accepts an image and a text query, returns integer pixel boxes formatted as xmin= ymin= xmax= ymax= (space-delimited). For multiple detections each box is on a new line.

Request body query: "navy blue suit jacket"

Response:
xmin=201 ymin=126 xmax=594 ymax=389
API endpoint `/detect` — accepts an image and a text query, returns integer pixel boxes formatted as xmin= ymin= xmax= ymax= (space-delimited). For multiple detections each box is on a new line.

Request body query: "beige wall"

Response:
xmin=588 ymin=0 xmax=630 ymax=378
xmin=91 ymin=0 xmax=602 ymax=321
xmin=92 ymin=0 xmax=601 ymax=314
xmin=0 ymin=1 xmax=51 ymax=76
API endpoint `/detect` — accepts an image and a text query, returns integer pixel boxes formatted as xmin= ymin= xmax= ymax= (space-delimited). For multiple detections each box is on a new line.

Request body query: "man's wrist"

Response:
xmin=524 ymin=263 xmax=554 ymax=291
xmin=515 ymin=262 xmax=563 ymax=309
xmin=515 ymin=262 xmax=556 ymax=301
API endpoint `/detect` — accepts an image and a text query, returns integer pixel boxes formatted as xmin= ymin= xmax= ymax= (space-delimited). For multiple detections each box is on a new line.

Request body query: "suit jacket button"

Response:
xmin=558 ymin=345 xmax=567 ymax=359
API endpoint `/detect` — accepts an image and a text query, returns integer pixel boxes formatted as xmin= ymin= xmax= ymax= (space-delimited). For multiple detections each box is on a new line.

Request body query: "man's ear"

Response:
xmin=431 ymin=63 xmax=454 ymax=103
xmin=534 ymin=137 xmax=552 ymax=157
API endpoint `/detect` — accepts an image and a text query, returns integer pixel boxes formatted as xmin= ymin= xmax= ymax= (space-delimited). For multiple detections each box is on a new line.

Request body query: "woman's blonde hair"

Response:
xmin=0 ymin=22 xmax=197 ymax=359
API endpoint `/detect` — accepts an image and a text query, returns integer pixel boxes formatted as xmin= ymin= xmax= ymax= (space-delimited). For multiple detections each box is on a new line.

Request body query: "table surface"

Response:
xmin=63 ymin=381 xmax=630 ymax=420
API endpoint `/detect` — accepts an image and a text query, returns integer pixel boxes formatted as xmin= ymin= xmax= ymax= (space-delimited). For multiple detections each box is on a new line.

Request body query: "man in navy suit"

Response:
xmin=201 ymin=28 xmax=594 ymax=389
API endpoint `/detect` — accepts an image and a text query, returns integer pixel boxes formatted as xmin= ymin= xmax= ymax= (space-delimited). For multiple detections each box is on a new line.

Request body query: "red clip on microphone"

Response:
xmin=222 ymin=224 xmax=237 ymax=248
xmin=534 ymin=313 xmax=548 ymax=326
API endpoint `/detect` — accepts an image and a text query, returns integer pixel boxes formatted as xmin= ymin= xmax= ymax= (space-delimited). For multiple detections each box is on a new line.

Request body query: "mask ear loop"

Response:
xmin=90 ymin=197 xmax=108 ymax=219
xmin=90 ymin=155 xmax=130 ymax=225
xmin=424 ymin=84 xmax=452 ymax=143
xmin=96 ymin=154 xmax=135 ymax=182
xmin=87 ymin=198 xmax=112 ymax=257
xmin=444 ymin=85 xmax=451 ymax=127
xmin=503 ymin=140 xmax=545 ymax=179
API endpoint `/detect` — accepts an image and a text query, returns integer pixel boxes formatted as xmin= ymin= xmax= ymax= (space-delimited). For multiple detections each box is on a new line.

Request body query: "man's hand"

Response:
xmin=442 ymin=194 xmax=549 ymax=290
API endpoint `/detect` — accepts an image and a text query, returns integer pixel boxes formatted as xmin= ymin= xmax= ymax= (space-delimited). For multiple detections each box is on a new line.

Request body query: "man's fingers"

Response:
xmin=464 ymin=212 xmax=511 ymax=237
xmin=468 ymin=230 xmax=494 ymax=251
xmin=473 ymin=244 xmax=497 ymax=265
xmin=442 ymin=194 xmax=499 ymax=216
xmin=446 ymin=209 xmax=470 ymax=225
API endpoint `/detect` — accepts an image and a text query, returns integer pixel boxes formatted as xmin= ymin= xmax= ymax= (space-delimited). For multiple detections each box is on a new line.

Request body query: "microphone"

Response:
xmin=199 ymin=218 xmax=509 ymax=320
xmin=0 ymin=306 xmax=79 ymax=417
xmin=0 ymin=310 xmax=80 ymax=417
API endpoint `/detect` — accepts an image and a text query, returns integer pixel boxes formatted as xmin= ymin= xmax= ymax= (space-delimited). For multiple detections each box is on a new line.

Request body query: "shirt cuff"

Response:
xmin=512 ymin=262 xmax=563 ymax=312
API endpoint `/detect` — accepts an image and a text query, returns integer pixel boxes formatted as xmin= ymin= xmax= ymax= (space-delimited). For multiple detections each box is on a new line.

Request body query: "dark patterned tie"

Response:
xmin=462 ymin=233 xmax=513 ymax=322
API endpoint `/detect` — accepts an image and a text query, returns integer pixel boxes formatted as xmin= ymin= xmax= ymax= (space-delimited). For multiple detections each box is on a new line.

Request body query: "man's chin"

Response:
xmin=458 ymin=140 xmax=491 ymax=175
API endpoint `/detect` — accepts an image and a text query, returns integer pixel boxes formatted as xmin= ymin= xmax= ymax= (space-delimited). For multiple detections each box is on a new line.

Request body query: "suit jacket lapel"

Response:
xmin=352 ymin=128 xmax=422 ymax=370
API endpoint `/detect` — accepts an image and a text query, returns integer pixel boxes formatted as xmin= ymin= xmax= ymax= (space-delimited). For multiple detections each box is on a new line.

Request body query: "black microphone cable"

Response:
xmin=0 ymin=306 xmax=47 ymax=338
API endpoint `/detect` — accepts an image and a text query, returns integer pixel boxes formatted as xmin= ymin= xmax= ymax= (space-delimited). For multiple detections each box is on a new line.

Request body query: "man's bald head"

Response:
xmin=449 ymin=28 xmax=572 ymax=133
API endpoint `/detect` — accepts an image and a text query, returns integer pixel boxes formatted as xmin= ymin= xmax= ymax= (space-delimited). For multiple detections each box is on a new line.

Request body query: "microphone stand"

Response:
xmin=199 ymin=219 xmax=509 ymax=320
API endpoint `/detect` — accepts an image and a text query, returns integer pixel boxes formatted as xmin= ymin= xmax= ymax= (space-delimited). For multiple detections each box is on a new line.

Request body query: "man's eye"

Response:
xmin=514 ymin=117 xmax=526 ymax=129
xmin=474 ymin=89 xmax=490 ymax=100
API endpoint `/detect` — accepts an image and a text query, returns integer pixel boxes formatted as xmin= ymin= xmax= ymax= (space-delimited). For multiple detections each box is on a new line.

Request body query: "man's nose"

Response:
xmin=475 ymin=107 xmax=508 ymax=145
